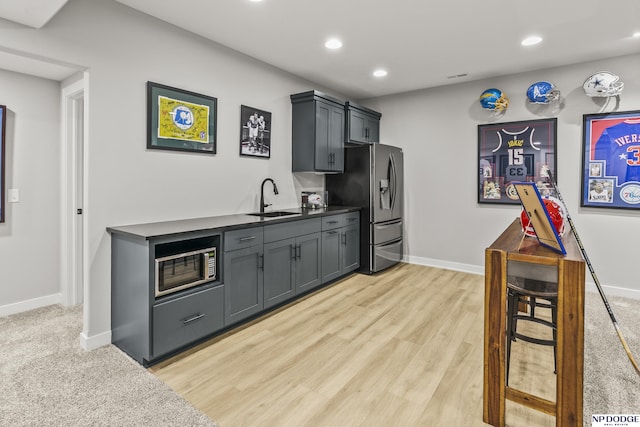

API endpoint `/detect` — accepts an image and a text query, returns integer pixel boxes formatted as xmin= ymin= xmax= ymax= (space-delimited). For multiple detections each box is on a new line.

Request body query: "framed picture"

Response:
xmin=0 ymin=104 xmax=5 ymax=223
xmin=240 ymin=105 xmax=271 ymax=158
xmin=146 ymin=81 xmax=217 ymax=154
xmin=581 ymin=110 xmax=640 ymax=209
xmin=478 ymin=118 xmax=557 ymax=205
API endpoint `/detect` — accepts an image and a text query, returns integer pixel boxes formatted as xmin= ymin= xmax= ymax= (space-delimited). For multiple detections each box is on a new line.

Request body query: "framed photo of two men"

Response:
xmin=478 ymin=118 xmax=557 ymax=205
xmin=581 ymin=110 xmax=640 ymax=210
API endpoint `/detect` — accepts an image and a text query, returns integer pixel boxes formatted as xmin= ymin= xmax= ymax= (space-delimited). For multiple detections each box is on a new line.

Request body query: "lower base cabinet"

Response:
xmin=264 ymin=219 xmax=322 ymax=307
xmin=322 ymin=212 xmax=360 ymax=283
xmin=153 ymin=285 xmax=224 ymax=357
xmin=224 ymin=228 xmax=264 ymax=326
xmin=110 ymin=210 xmax=359 ymax=366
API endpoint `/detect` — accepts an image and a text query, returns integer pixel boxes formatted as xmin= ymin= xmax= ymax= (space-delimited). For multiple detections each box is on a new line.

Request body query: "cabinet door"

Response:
xmin=328 ymin=106 xmax=345 ymax=172
xmin=341 ymin=224 xmax=360 ymax=273
xmin=366 ymin=116 xmax=380 ymax=144
xmin=348 ymin=109 xmax=368 ymax=143
xmin=295 ymin=232 xmax=322 ymax=293
xmin=224 ymin=245 xmax=264 ymax=326
xmin=321 ymin=229 xmax=342 ymax=283
xmin=264 ymin=238 xmax=295 ymax=309
xmin=315 ymin=101 xmax=344 ymax=172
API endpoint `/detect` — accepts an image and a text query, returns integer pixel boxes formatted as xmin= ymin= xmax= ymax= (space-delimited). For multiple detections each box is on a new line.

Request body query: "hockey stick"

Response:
xmin=546 ymin=171 xmax=640 ymax=376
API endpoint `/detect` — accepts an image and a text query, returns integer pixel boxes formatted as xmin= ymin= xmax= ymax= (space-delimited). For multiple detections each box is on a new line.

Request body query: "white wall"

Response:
xmin=0 ymin=0 xmax=334 ymax=345
xmin=364 ymin=53 xmax=640 ymax=298
xmin=0 ymin=69 xmax=62 ymax=313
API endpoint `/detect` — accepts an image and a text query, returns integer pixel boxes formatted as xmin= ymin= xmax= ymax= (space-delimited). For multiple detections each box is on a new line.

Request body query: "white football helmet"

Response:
xmin=583 ymin=71 xmax=624 ymax=97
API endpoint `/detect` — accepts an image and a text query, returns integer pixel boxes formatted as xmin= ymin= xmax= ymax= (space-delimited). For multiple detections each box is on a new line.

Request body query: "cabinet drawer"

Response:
xmin=322 ymin=214 xmax=344 ymax=230
xmin=343 ymin=212 xmax=360 ymax=226
xmin=264 ymin=218 xmax=321 ymax=242
xmin=152 ymin=285 xmax=224 ymax=357
xmin=225 ymin=227 xmax=264 ymax=251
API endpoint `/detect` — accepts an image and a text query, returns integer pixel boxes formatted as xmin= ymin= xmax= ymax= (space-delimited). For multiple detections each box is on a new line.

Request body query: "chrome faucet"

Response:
xmin=260 ymin=178 xmax=279 ymax=213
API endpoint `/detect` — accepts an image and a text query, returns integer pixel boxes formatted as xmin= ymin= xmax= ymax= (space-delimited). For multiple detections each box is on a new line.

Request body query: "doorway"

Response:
xmin=61 ymin=74 xmax=87 ymax=307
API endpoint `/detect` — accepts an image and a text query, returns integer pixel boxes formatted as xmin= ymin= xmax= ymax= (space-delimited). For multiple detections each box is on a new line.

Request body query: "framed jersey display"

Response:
xmin=581 ymin=110 xmax=640 ymax=209
xmin=478 ymin=118 xmax=557 ymax=205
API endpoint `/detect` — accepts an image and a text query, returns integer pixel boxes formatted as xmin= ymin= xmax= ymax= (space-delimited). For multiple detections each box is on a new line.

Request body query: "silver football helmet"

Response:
xmin=583 ymin=71 xmax=624 ymax=97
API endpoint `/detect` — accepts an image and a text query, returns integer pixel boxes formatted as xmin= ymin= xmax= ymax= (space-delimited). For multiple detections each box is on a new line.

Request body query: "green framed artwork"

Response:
xmin=146 ymin=81 xmax=217 ymax=154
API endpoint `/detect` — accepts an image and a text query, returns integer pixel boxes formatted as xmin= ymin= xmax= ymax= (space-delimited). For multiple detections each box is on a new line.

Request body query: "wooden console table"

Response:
xmin=483 ymin=219 xmax=585 ymax=426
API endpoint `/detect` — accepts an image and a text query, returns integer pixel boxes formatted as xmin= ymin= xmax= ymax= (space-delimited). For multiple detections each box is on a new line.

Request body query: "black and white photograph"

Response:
xmin=240 ymin=105 xmax=271 ymax=158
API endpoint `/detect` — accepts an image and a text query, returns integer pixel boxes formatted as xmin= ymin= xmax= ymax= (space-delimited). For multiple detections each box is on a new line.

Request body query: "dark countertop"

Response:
xmin=107 ymin=206 xmax=361 ymax=240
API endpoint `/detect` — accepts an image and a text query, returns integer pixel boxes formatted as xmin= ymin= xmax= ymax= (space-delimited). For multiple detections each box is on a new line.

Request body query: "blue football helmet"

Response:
xmin=479 ymin=88 xmax=509 ymax=111
xmin=526 ymin=81 xmax=560 ymax=104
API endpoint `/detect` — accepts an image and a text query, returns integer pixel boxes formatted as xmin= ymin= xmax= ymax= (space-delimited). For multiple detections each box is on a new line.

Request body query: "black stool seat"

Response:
xmin=506 ymin=276 xmax=558 ymax=385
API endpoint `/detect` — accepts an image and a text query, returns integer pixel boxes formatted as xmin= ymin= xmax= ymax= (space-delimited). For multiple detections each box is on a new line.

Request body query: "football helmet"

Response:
xmin=526 ymin=81 xmax=560 ymax=104
xmin=520 ymin=197 xmax=566 ymax=237
xmin=479 ymin=88 xmax=509 ymax=111
xmin=583 ymin=71 xmax=624 ymax=97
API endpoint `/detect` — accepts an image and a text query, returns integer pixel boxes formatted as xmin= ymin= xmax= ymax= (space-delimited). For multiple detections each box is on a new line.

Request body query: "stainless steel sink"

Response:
xmin=247 ymin=211 xmax=299 ymax=218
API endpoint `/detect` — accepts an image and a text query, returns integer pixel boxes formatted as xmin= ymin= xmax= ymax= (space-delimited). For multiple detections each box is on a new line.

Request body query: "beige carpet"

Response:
xmin=0 ymin=304 xmax=218 ymax=427
xmin=583 ymin=291 xmax=640 ymax=421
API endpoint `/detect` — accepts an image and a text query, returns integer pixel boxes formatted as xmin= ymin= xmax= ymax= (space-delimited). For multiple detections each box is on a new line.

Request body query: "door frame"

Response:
xmin=61 ymin=73 xmax=88 ymax=307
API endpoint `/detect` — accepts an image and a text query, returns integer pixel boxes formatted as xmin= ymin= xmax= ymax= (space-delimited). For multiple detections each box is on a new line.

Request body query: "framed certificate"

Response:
xmin=147 ymin=81 xmax=217 ymax=154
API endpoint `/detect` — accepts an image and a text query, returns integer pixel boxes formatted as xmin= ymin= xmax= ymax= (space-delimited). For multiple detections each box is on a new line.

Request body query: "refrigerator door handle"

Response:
xmin=389 ymin=154 xmax=397 ymax=212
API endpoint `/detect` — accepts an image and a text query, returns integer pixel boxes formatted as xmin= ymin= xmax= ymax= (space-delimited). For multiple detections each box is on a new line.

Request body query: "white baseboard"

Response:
xmin=404 ymin=255 xmax=484 ymax=276
xmin=80 ymin=329 xmax=112 ymax=351
xmin=404 ymin=255 xmax=640 ymax=300
xmin=0 ymin=293 xmax=62 ymax=317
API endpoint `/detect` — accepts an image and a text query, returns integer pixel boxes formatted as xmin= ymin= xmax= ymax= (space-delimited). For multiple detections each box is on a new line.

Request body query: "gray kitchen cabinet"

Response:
xmin=341 ymin=216 xmax=360 ymax=273
xmin=345 ymin=101 xmax=381 ymax=144
xmin=224 ymin=227 xmax=264 ymax=326
xmin=109 ymin=229 xmax=223 ymax=365
xmin=291 ymin=90 xmax=345 ymax=173
xmin=322 ymin=212 xmax=360 ymax=283
xmin=264 ymin=218 xmax=322 ymax=307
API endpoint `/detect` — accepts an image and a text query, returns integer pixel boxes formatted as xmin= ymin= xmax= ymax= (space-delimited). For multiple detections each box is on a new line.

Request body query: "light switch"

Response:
xmin=8 ymin=188 xmax=19 ymax=203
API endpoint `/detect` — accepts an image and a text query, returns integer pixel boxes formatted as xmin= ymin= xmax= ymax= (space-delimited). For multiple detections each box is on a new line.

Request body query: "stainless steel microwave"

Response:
xmin=155 ymin=247 xmax=216 ymax=297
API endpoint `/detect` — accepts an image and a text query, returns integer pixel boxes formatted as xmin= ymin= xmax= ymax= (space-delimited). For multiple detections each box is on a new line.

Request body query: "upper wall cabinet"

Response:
xmin=291 ymin=90 xmax=345 ymax=173
xmin=345 ymin=101 xmax=381 ymax=145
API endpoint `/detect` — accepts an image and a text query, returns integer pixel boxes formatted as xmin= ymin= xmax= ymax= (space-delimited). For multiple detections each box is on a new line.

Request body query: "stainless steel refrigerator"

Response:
xmin=326 ymin=143 xmax=403 ymax=274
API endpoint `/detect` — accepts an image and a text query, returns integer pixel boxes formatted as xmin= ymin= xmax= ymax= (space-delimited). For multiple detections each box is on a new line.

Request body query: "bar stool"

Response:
xmin=506 ymin=276 xmax=558 ymax=385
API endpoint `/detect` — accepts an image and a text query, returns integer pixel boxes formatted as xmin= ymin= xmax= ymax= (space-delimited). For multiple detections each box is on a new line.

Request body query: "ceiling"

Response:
xmin=1 ymin=0 xmax=639 ymax=98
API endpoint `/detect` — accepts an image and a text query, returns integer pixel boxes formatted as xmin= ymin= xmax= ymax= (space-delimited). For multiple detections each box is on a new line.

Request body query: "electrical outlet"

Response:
xmin=8 ymin=188 xmax=19 ymax=203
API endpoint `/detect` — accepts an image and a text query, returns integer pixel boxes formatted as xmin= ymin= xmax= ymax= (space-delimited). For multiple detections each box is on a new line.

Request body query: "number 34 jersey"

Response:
xmin=593 ymin=120 xmax=640 ymax=183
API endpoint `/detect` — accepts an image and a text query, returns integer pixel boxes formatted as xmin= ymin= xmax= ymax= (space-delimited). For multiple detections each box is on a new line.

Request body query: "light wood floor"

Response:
xmin=150 ymin=263 xmax=557 ymax=427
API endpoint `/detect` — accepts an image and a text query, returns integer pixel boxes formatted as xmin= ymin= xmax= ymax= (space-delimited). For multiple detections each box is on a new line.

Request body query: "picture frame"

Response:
xmin=240 ymin=105 xmax=271 ymax=158
xmin=581 ymin=110 xmax=640 ymax=209
xmin=0 ymin=104 xmax=5 ymax=223
xmin=146 ymin=81 xmax=217 ymax=154
xmin=513 ymin=182 xmax=566 ymax=254
xmin=478 ymin=118 xmax=557 ymax=205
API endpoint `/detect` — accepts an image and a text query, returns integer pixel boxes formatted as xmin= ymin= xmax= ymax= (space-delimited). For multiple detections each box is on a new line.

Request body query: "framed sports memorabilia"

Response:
xmin=581 ymin=110 xmax=640 ymax=209
xmin=147 ymin=81 xmax=217 ymax=154
xmin=0 ymin=104 xmax=5 ymax=223
xmin=478 ymin=118 xmax=557 ymax=205
xmin=239 ymin=105 xmax=271 ymax=158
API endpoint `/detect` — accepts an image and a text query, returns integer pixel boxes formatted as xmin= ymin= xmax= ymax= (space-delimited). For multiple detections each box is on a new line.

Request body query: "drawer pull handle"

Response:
xmin=327 ymin=221 xmax=338 ymax=224
xmin=183 ymin=313 xmax=205 ymax=324
xmin=239 ymin=236 xmax=257 ymax=242
xmin=328 ymin=230 xmax=339 ymax=235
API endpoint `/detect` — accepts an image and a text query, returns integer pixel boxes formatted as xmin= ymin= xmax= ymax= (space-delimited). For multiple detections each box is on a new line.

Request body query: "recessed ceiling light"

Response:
xmin=373 ymin=69 xmax=387 ymax=77
xmin=521 ymin=36 xmax=542 ymax=46
xmin=633 ymin=31 xmax=640 ymax=38
xmin=325 ymin=39 xmax=342 ymax=50
xmin=249 ymin=0 xmax=263 ymax=2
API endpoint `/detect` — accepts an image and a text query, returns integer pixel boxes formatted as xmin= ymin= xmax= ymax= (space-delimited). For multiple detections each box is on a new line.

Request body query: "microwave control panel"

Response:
xmin=207 ymin=249 xmax=217 ymax=279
